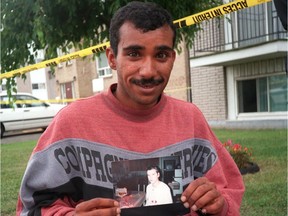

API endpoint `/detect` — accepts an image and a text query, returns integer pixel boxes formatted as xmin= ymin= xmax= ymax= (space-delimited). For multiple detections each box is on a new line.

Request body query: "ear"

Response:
xmin=106 ymin=47 xmax=117 ymax=70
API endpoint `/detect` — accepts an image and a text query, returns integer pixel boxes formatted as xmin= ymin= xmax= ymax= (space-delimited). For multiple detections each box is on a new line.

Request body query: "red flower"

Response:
xmin=232 ymin=144 xmax=241 ymax=152
xmin=222 ymin=140 xmax=253 ymax=169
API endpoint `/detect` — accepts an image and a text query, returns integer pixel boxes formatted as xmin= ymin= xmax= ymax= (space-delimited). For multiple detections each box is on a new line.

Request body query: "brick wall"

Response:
xmin=165 ymin=43 xmax=190 ymax=101
xmin=75 ymin=56 xmax=97 ymax=98
xmin=17 ymin=75 xmax=32 ymax=93
xmin=190 ymin=66 xmax=227 ymax=121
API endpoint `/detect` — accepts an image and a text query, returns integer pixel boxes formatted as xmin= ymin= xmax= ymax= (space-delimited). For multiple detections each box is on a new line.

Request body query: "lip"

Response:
xmin=134 ymin=83 xmax=160 ymax=95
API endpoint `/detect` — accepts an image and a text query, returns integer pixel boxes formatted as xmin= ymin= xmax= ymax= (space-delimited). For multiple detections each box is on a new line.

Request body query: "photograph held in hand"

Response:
xmin=111 ymin=156 xmax=189 ymax=215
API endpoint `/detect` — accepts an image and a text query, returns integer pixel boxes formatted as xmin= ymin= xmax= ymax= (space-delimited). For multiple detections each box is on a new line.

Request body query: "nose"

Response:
xmin=139 ymin=57 xmax=157 ymax=78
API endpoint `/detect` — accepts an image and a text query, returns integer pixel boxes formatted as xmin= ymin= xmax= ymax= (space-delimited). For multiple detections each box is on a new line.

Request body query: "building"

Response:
xmin=3 ymin=1 xmax=286 ymax=129
xmin=1 ymin=50 xmax=58 ymax=101
xmin=189 ymin=1 xmax=287 ymax=128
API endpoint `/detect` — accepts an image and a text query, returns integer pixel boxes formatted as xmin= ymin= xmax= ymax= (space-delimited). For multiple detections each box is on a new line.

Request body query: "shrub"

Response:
xmin=223 ymin=139 xmax=253 ymax=169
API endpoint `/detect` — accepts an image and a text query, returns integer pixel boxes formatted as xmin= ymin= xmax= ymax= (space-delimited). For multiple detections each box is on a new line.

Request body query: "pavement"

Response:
xmin=1 ymin=129 xmax=43 ymax=144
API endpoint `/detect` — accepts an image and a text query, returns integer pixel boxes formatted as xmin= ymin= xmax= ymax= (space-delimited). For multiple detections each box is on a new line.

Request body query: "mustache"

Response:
xmin=131 ymin=78 xmax=164 ymax=85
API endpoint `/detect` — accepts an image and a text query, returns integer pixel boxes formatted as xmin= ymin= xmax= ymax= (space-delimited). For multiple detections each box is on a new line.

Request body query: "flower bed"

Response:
xmin=223 ymin=140 xmax=260 ymax=175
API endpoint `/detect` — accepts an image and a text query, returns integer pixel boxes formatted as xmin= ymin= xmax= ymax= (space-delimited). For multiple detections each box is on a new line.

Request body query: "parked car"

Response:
xmin=0 ymin=92 xmax=66 ymax=138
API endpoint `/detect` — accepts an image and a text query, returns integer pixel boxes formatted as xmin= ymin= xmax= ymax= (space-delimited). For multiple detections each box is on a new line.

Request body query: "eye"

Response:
xmin=128 ymin=51 xmax=140 ymax=57
xmin=156 ymin=52 xmax=169 ymax=60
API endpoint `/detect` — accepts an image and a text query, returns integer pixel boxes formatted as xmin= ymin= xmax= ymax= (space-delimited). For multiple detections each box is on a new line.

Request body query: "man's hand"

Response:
xmin=75 ymin=198 xmax=121 ymax=216
xmin=181 ymin=177 xmax=225 ymax=215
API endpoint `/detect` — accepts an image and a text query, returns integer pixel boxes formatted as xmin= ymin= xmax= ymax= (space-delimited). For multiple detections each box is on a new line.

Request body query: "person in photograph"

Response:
xmin=16 ymin=1 xmax=244 ymax=216
xmin=145 ymin=166 xmax=173 ymax=206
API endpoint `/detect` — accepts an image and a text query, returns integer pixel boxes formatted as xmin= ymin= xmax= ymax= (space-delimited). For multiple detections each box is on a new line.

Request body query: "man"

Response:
xmin=17 ymin=2 xmax=244 ymax=216
xmin=145 ymin=166 xmax=173 ymax=206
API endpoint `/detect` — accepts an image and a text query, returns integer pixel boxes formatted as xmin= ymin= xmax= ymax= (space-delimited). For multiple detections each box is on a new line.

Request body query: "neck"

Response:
xmin=152 ymin=181 xmax=160 ymax=187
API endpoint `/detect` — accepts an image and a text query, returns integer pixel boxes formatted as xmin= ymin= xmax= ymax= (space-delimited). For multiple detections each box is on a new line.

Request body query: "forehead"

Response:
xmin=147 ymin=169 xmax=157 ymax=174
xmin=118 ymin=22 xmax=174 ymax=48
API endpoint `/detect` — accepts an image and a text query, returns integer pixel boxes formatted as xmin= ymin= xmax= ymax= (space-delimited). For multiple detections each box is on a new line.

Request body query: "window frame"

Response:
xmin=96 ymin=52 xmax=112 ymax=78
xmin=236 ymin=74 xmax=287 ymax=115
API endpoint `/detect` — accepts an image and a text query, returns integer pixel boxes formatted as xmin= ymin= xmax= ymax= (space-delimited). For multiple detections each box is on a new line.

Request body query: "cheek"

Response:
xmin=167 ymin=62 xmax=175 ymax=72
xmin=117 ymin=62 xmax=139 ymax=78
xmin=117 ymin=60 xmax=139 ymax=75
xmin=160 ymin=63 xmax=174 ymax=77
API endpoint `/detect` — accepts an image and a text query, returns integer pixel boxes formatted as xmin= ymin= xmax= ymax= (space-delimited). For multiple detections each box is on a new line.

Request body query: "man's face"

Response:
xmin=106 ymin=22 xmax=176 ymax=110
xmin=147 ymin=169 xmax=160 ymax=184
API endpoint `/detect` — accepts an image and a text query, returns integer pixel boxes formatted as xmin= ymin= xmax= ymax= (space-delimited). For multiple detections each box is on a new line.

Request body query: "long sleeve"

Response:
xmin=204 ymin=144 xmax=245 ymax=216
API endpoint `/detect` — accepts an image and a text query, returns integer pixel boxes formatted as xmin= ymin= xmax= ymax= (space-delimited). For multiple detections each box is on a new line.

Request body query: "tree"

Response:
xmin=1 ymin=0 xmax=221 ymax=95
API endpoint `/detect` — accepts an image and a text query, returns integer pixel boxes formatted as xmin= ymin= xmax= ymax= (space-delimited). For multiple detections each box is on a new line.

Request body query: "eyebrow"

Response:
xmin=156 ymin=45 xmax=174 ymax=52
xmin=123 ymin=45 xmax=174 ymax=52
xmin=123 ymin=45 xmax=144 ymax=52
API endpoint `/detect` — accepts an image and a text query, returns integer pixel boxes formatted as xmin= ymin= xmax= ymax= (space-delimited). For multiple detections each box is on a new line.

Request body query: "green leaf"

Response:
xmin=2 ymin=0 xmax=222 ymax=96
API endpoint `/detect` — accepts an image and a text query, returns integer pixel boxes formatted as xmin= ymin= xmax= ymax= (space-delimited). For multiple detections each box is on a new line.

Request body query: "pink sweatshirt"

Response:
xmin=17 ymin=84 xmax=244 ymax=216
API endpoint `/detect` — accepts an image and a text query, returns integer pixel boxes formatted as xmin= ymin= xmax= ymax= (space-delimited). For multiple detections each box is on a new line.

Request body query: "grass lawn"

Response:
xmin=1 ymin=129 xmax=287 ymax=215
xmin=1 ymin=140 xmax=36 ymax=216
xmin=214 ymin=129 xmax=287 ymax=216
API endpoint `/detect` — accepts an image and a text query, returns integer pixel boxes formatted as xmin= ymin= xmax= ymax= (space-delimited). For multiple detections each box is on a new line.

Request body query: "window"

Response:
xmin=0 ymin=96 xmax=14 ymax=109
xmin=269 ymin=76 xmax=287 ymax=111
xmin=0 ymin=95 xmax=47 ymax=109
xmin=32 ymin=83 xmax=46 ymax=90
xmin=237 ymin=79 xmax=257 ymax=112
xmin=96 ymin=52 xmax=112 ymax=77
xmin=17 ymin=95 xmax=47 ymax=108
xmin=237 ymin=74 xmax=287 ymax=113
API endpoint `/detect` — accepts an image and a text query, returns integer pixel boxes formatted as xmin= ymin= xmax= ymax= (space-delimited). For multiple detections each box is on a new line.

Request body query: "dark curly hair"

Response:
xmin=109 ymin=1 xmax=176 ymax=56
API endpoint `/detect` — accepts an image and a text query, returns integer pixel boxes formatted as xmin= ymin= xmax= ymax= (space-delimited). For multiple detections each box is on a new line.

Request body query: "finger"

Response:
xmin=181 ymin=177 xmax=212 ymax=206
xmin=201 ymin=196 xmax=225 ymax=215
xmin=76 ymin=198 xmax=119 ymax=211
xmin=191 ymin=187 xmax=220 ymax=211
xmin=89 ymin=207 xmax=121 ymax=216
xmin=181 ymin=177 xmax=207 ymax=203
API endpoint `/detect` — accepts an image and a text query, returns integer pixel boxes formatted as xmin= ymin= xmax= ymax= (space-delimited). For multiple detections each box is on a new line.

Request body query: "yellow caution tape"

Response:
xmin=0 ymin=42 xmax=110 ymax=80
xmin=0 ymin=0 xmax=271 ymax=80
xmin=173 ymin=0 xmax=271 ymax=28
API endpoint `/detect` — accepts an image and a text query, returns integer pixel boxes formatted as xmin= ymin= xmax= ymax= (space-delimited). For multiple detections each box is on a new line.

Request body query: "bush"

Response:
xmin=223 ymin=139 xmax=253 ymax=169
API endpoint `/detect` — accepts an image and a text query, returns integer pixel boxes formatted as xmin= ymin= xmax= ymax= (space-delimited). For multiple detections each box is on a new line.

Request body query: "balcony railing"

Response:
xmin=190 ymin=2 xmax=287 ymax=57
